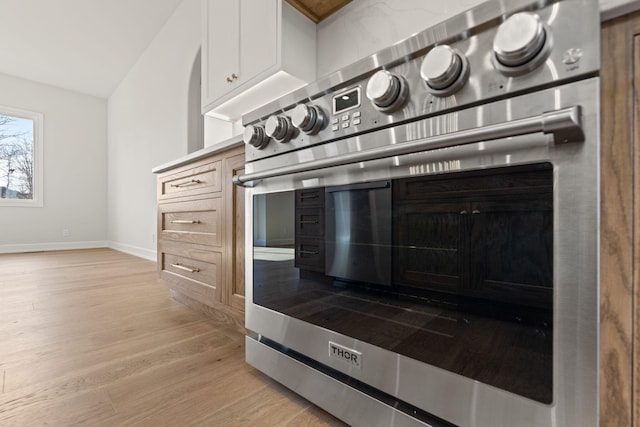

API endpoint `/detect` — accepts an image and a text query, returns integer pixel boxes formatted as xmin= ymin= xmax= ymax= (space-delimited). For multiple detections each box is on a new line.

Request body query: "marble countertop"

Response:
xmin=151 ymin=134 xmax=243 ymax=174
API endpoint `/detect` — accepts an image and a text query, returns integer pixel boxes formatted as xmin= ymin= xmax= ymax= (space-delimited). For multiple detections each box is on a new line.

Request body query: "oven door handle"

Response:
xmin=232 ymin=105 xmax=583 ymax=187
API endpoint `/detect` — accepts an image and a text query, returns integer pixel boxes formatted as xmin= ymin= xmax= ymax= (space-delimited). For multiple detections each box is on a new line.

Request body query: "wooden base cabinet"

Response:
xmin=600 ymin=12 xmax=640 ymax=427
xmin=394 ymin=164 xmax=554 ymax=310
xmin=156 ymin=145 xmax=246 ymax=320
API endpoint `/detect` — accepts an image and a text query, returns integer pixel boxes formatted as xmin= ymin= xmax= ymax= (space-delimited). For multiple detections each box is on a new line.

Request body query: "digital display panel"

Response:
xmin=333 ymin=87 xmax=360 ymax=114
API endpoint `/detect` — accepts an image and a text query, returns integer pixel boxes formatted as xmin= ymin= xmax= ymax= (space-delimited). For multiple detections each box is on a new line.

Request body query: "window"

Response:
xmin=0 ymin=105 xmax=43 ymax=207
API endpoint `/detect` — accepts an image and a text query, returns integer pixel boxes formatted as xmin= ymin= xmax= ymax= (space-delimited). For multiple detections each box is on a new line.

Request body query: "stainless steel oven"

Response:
xmin=233 ymin=0 xmax=600 ymax=425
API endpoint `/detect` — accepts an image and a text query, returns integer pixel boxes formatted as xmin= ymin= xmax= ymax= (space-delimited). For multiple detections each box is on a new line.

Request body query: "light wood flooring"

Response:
xmin=0 ymin=248 xmax=346 ymax=426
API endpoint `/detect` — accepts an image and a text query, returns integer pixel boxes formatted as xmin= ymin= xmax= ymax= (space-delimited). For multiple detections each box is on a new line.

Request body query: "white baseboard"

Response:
xmin=0 ymin=241 xmax=157 ymax=262
xmin=107 ymin=241 xmax=157 ymax=261
xmin=0 ymin=241 xmax=108 ymax=254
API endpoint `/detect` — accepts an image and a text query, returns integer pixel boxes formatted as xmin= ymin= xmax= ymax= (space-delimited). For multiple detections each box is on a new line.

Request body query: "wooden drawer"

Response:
xmin=295 ymin=187 xmax=325 ymax=208
xmin=158 ymin=241 xmax=222 ymax=305
xmin=159 ymin=198 xmax=221 ymax=247
xmin=295 ymin=207 xmax=324 ymax=237
xmin=158 ymin=159 xmax=221 ymax=201
xmin=395 ymin=163 xmax=553 ymax=202
xmin=294 ymin=237 xmax=325 ymax=272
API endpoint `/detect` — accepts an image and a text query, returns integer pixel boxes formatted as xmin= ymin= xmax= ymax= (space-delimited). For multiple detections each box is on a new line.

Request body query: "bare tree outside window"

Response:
xmin=0 ymin=114 xmax=34 ymax=200
xmin=0 ymin=107 xmax=42 ymax=207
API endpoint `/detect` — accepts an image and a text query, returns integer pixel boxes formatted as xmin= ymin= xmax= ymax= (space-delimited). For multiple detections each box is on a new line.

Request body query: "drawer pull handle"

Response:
xmin=299 ymin=220 xmax=319 ymax=224
xmin=299 ymin=249 xmax=320 ymax=255
xmin=300 ymin=194 xmax=319 ymax=199
xmin=472 ymin=209 xmax=481 ymax=215
xmin=171 ymin=219 xmax=201 ymax=224
xmin=171 ymin=263 xmax=200 ymax=273
xmin=171 ymin=179 xmax=203 ymax=188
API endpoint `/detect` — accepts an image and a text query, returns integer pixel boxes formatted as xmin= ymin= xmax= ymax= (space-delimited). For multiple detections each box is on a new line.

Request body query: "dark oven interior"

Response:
xmin=253 ymin=162 xmax=554 ymax=403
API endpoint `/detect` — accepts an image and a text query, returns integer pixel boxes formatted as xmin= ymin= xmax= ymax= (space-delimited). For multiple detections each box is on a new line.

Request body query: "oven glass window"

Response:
xmin=252 ymin=163 xmax=553 ymax=403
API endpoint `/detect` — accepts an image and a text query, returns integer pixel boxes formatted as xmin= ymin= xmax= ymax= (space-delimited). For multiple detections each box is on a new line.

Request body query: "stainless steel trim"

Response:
xmin=244 ymin=76 xmax=600 ymax=427
xmin=243 ymin=0 xmax=567 ymax=125
xmin=246 ymin=335 xmax=437 ymax=427
xmin=233 ymin=105 xmax=583 ymax=186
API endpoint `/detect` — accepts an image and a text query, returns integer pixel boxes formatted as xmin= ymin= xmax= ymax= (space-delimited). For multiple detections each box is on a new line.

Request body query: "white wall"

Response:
xmin=107 ymin=0 xmax=203 ymax=260
xmin=0 ymin=73 xmax=107 ymax=253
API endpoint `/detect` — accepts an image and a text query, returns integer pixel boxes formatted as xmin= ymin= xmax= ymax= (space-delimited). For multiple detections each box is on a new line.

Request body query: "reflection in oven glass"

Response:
xmin=253 ymin=163 xmax=553 ymax=403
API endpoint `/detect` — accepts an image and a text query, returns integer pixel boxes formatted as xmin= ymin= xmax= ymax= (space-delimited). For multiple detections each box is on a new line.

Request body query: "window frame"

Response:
xmin=0 ymin=105 xmax=44 ymax=207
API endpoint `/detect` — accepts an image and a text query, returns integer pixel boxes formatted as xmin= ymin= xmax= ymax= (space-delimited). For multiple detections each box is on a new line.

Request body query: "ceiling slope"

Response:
xmin=0 ymin=0 xmax=184 ymax=98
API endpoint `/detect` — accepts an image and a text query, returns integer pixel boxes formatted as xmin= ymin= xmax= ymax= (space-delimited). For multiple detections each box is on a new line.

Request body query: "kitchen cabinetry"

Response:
xmin=223 ymin=152 xmax=246 ymax=311
xmin=201 ymin=0 xmax=316 ymax=120
xmin=394 ymin=164 xmax=553 ymax=309
xmin=156 ymin=145 xmax=245 ymax=318
xmin=294 ymin=187 xmax=325 ymax=273
xmin=600 ymin=12 xmax=640 ymax=427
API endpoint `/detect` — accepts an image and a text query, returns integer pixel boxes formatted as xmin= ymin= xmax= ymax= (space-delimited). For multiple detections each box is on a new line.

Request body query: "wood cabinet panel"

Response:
xmin=295 ymin=208 xmax=324 ymax=237
xmin=294 ymin=237 xmax=324 ymax=272
xmin=223 ymin=150 xmax=246 ymax=311
xmin=158 ymin=198 xmax=221 ymax=247
xmin=295 ymin=187 xmax=324 ymax=207
xmin=285 ymin=0 xmax=351 ymax=23
xmin=158 ymin=159 xmax=221 ymax=202
xmin=396 ymin=163 xmax=553 ymax=201
xmin=393 ymin=165 xmax=553 ymax=309
xmin=158 ymin=241 xmax=222 ymax=304
xmin=156 ymin=145 xmax=246 ymax=320
xmin=294 ymin=188 xmax=326 ymax=274
xmin=469 ymin=199 xmax=553 ymax=309
xmin=394 ymin=202 xmax=467 ymax=292
xmin=600 ymin=13 xmax=640 ymax=427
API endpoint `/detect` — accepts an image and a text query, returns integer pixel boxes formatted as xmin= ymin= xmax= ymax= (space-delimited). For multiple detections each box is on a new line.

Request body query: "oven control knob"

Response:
xmin=291 ymin=104 xmax=326 ymax=134
xmin=366 ymin=70 xmax=408 ymax=112
xmin=265 ymin=115 xmax=295 ymax=143
xmin=420 ymin=45 xmax=469 ymax=96
xmin=493 ymin=12 xmax=547 ymax=67
xmin=243 ymin=124 xmax=270 ymax=149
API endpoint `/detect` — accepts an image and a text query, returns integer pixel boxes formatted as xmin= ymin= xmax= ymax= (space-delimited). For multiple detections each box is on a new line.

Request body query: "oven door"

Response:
xmin=241 ymin=78 xmax=599 ymax=427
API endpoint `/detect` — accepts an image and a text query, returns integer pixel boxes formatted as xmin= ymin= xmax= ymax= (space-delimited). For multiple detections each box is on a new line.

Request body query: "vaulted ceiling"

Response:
xmin=0 ymin=0 xmax=184 ymax=98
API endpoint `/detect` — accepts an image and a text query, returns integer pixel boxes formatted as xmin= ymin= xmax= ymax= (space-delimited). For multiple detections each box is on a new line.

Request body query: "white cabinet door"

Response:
xmin=202 ymin=0 xmax=240 ymax=108
xmin=239 ymin=0 xmax=278 ymax=87
xmin=202 ymin=0 xmax=316 ymax=119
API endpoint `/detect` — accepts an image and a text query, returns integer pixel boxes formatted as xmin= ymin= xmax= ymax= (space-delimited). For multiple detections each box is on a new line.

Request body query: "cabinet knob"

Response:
xmin=231 ymin=73 xmax=238 ymax=79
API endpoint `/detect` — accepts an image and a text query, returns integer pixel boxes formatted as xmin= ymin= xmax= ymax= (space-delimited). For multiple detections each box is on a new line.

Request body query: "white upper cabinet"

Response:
xmin=202 ymin=0 xmax=316 ymax=120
